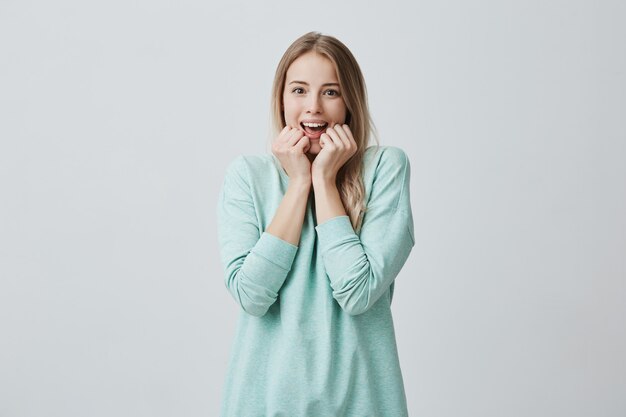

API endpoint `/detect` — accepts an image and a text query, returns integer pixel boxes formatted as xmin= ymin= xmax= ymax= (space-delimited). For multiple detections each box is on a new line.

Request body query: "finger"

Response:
xmin=278 ymin=125 xmax=291 ymax=138
xmin=331 ymin=124 xmax=351 ymax=148
xmin=286 ymin=128 xmax=304 ymax=146
xmin=339 ymin=124 xmax=357 ymax=153
xmin=295 ymin=135 xmax=310 ymax=153
xmin=342 ymin=124 xmax=357 ymax=146
xmin=274 ymin=125 xmax=291 ymax=143
xmin=323 ymin=125 xmax=342 ymax=149
xmin=319 ymin=132 xmax=332 ymax=149
xmin=278 ymin=126 xmax=300 ymax=145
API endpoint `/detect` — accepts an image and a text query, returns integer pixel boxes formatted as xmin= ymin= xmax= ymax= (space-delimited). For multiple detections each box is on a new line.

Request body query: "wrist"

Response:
xmin=311 ymin=172 xmax=337 ymax=185
xmin=312 ymin=175 xmax=337 ymax=189
xmin=288 ymin=177 xmax=312 ymax=192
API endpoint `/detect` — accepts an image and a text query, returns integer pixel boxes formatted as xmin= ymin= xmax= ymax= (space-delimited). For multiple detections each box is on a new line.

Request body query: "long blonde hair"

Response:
xmin=269 ymin=31 xmax=379 ymax=233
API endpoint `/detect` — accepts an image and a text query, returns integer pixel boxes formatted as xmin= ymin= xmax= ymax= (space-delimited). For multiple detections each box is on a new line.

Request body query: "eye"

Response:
xmin=324 ymin=89 xmax=340 ymax=97
xmin=292 ymin=87 xmax=305 ymax=94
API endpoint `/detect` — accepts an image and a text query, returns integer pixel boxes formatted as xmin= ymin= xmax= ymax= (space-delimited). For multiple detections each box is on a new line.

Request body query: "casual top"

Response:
xmin=216 ymin=145 xmax=415 ymax=417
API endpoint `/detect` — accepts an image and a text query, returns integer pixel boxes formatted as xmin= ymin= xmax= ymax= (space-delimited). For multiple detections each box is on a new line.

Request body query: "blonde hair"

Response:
xmin=269 ymin=31 xmax=379 ymax=233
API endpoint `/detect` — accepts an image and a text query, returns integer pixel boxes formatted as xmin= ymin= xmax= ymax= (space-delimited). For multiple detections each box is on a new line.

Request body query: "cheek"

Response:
xmin=331 ymin=101 xmax=348 ymax=121
xmin=282 ymin=97 xmax=300 ymax=123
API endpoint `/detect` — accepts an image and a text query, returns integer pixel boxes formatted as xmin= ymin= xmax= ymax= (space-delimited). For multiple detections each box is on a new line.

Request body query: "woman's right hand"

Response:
xmin=271 ymin=125 xmax=312 ymax=183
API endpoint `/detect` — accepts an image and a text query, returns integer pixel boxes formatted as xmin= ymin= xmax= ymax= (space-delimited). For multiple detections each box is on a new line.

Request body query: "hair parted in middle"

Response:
xmin=269 ymin=31 xmax=380 ymax=233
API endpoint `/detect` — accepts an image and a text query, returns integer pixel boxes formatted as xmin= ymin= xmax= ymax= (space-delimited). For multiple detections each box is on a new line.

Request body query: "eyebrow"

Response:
xmin=288 ymin=81 xmax=340 ymax=87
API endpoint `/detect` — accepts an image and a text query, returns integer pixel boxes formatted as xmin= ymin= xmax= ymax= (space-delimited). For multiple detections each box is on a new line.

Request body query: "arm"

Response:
xmin=312 ymin=178 xmax=347 ymax=224
xmin=266 ymin=178 xmax=311 ymax=245
xmin=313 ymin=147 xmax=416 ymax=316
xmin=267 ymin=125 xmax=313 ymax=245
xmin=217 ymin=156 xmax=308 ymax=317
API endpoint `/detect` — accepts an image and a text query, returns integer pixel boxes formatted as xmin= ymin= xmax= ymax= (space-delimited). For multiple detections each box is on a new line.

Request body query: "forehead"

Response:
xmin=286 ymin=51 xmax=339 ymax=83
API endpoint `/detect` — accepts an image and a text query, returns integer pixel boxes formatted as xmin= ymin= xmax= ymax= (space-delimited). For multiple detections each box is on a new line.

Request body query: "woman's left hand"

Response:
xmin=311 ymin=123 xmax=358 ymax=184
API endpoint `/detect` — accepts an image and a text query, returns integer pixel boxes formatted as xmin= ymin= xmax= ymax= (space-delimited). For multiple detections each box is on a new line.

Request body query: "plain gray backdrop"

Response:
xmin=1 ymin=0 xmax=624 ymax=416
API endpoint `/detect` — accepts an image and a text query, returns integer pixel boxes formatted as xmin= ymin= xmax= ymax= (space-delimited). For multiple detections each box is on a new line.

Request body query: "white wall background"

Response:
xmin=1 ymin=0 xmax=624 ymax=416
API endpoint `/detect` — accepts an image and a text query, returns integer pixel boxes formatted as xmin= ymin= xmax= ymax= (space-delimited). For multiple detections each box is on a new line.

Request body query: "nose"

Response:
xmin=306 ymin=94 xmax=322 ymax=114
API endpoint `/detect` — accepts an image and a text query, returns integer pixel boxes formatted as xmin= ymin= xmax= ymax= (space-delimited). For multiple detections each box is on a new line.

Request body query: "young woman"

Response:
xmin=217 ymin=31 xmax=415 ymax=417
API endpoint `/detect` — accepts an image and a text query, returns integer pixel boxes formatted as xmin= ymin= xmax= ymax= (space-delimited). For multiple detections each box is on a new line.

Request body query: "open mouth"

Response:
xmin=300 ymin=121 xmax=328 ymax=139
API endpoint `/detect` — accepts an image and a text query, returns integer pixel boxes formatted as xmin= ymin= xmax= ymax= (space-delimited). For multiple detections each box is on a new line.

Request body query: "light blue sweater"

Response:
xmin=217 ymin=145 xmax=415 ymax=417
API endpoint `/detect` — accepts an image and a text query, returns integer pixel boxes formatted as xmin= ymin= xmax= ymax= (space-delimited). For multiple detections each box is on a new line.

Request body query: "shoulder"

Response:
xmin=362 ymin=146 xmax=412 ymax=211
xmin=224 ymin=153 xmax=277 ymax=181
xmin=364 ymin=145 xmax=411 ymax=178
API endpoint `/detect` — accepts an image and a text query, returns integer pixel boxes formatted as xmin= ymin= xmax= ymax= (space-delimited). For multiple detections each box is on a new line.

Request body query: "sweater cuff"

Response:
xmin=315 ymin=215 xmax=356 ymax=246
xmin=252 ymin=232 xmax=299 ymax=271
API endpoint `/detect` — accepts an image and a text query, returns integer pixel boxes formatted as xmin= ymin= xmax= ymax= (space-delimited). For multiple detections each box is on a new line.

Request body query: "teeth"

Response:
xmin=302 ymin=122 xmax=327 ymax=128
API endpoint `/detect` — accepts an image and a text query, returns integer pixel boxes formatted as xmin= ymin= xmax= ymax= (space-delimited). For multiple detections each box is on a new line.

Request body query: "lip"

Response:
xmin=303 ymin=130 xmax=323 ymax=139
xmin=300 ymin=119 xmax=329 ymax=140
xmin=300 ymin=119 xmax=328 ymax=124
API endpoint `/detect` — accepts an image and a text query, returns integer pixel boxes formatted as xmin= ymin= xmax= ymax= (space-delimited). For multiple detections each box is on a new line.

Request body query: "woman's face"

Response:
xmin=282 ymin=51 xmax=348 ymax=157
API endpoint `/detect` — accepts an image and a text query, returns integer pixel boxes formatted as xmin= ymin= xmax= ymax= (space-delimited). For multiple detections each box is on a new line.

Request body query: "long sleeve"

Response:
xmin=217 ymin=156 xmax=299 ymax=317
xmin=314 ymin=146 xmax=415 ymax=316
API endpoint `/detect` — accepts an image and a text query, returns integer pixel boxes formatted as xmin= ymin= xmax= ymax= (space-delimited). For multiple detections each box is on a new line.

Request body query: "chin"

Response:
xmin=307 ymin=143 xmax=321 ymax=155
